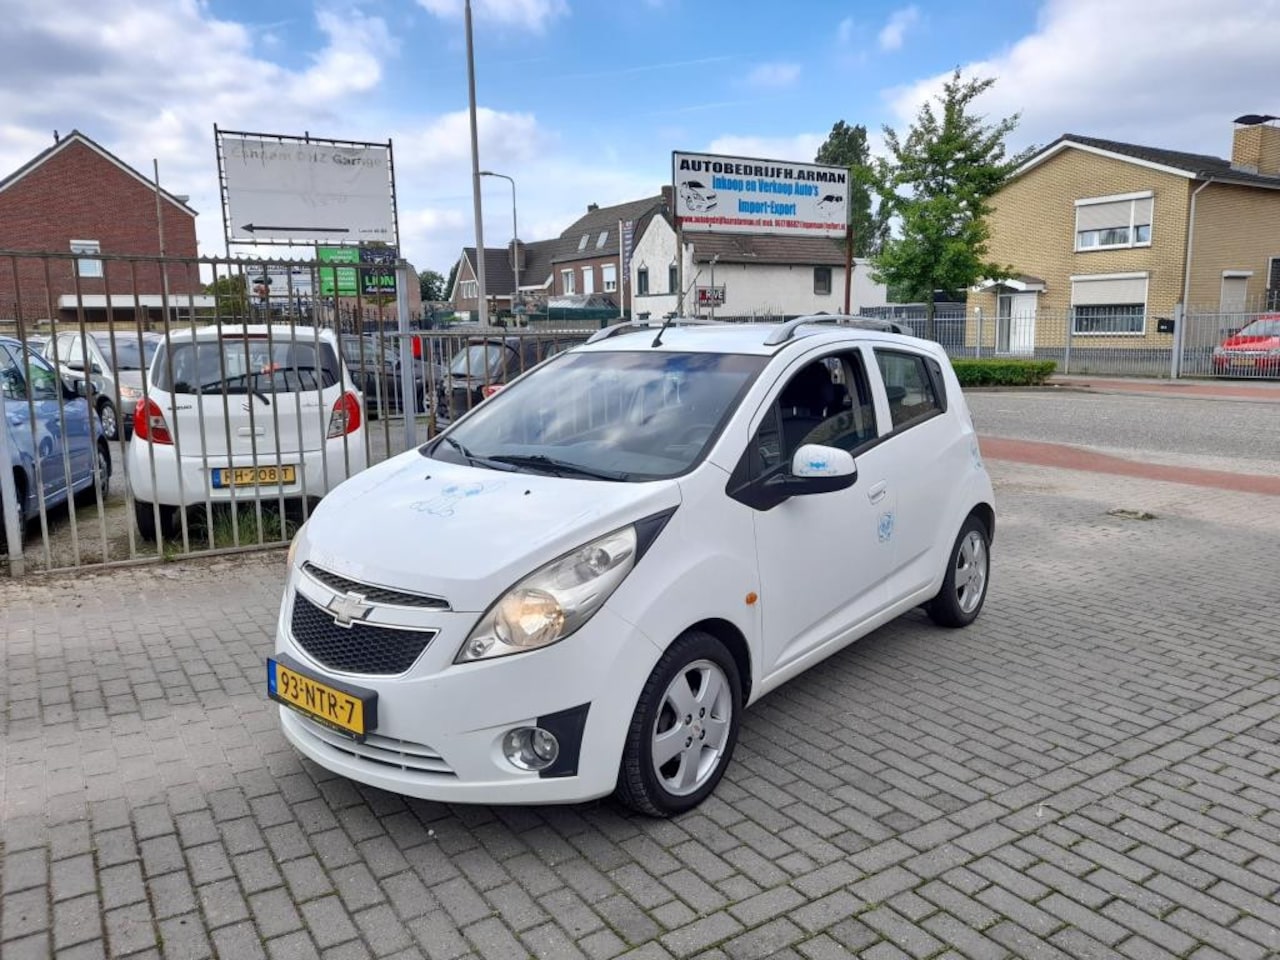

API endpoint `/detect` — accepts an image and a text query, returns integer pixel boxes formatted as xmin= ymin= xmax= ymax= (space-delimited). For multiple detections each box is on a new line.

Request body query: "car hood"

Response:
xmin=299 ymin=450 xmax=682 ymax=612
xmin=1220 ymin=334 xmax=1280 ymax=350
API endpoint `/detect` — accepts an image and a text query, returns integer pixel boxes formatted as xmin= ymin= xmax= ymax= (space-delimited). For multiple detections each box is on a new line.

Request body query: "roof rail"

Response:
xmin=585 ymin=316 xmax=721 ymax=344
xmin=762 ymin=313 xmax=910 ymax=346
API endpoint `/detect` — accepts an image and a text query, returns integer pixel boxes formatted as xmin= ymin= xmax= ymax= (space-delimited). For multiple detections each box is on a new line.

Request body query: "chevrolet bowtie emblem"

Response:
xmin=326 ymin=591 xmax=373 ymax=627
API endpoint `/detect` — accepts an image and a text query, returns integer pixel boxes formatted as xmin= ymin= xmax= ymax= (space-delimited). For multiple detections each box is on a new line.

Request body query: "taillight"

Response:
xmin=327 ymin=391 xmax=362 ymax=438
xmin=133 ymin=398 xmax=173 ymax=444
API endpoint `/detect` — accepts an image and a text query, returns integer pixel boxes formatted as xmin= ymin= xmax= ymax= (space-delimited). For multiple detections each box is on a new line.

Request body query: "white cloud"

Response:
xmin=707 ymin=134 xmax=825 ymax=164
xmin=837 ymin=16 xmax=855 ymax=45
xmin=416 ymin=0 xmax=568 ymax=32
xmin=745 ymin=62 xmax=801 ymax=89
xmin=884 ymin=0 xmax=1280 ymax=158
xmin=878 ymin=6 xmax=919 ymax=51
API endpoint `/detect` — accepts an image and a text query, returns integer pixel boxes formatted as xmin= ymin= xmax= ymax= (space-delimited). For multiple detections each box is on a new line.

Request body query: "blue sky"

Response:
xmin=3 ymin=0 xmax=1278 ymax=274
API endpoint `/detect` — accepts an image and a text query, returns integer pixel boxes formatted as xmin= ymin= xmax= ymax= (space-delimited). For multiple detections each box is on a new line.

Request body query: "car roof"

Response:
xmin=573 ymin=318 xmax=925 ymax=357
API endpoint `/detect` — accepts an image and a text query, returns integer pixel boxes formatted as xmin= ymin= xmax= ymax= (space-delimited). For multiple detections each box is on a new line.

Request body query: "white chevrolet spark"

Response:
xmin=270 ymin=318 xmax=995 ymax=816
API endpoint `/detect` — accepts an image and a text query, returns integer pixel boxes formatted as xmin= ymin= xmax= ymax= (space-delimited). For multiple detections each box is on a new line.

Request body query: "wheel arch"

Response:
xmin=969 ymin=501 xmax=995 ymax=545
xmin=684 ymin=617 xmax=753 ymax=704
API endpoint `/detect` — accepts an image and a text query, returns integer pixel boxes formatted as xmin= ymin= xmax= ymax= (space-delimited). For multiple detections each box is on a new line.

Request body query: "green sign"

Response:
xmin=318 ymin=246 xmax=360 ymax=297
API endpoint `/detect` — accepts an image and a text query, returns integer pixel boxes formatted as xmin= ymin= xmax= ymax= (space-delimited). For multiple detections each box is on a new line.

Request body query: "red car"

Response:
xmin=1212 ymin=314 xmax=1280 ymax=376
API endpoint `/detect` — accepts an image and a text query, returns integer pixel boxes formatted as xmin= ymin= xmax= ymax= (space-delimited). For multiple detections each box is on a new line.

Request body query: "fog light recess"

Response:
xmin=503 ymin=727 xmax=560 ymax=771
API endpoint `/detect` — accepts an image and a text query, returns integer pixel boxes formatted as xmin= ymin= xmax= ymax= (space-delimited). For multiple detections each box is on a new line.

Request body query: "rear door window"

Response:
xmin=873 ymin=349 xmax=944 ymax=432
xmin=154 ymin=337 xmax=340 ymax=395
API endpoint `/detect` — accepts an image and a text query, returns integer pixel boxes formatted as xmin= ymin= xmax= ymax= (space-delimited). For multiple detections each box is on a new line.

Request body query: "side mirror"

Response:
xmin=731 ymin=444 xmax=858 ymax=511
xmin=72 ymin=378 xmax=90 ymax=398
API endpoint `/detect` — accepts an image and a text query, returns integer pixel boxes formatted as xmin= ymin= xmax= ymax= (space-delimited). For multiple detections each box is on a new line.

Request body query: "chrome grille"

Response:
xmin=290 ymin=594 xmax=435 ymax=676
xmin=302 ymin=562 xmax=449 ymax=609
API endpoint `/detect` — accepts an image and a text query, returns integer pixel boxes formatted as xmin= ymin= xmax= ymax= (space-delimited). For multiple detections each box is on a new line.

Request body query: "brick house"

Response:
xmin=549 ymin=194 xmax=667 ymax=312
xmin=449 ymin=239 xmax=557 ymax=320
xmin=0 ymin=130 xmax=207 ymax=330
xmin=969 ymin=120 xmax=1280 ymax=353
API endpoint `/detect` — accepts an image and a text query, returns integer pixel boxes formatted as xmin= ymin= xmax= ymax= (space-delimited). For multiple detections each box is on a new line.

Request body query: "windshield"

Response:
xmin=341 ymin=340 xmax=396 ymax=366
xmin=1236 ymin=318 xmax=1280 ymax=338
xmin=152 ymin=336 xmax=340 ymax=395
xmin=427 ymin=350 xmax=766 ymax=481
xmin=449 ymin=342 xmax=507 ymax=378
xmin=92 ymin=335 xmax=160 ymax=371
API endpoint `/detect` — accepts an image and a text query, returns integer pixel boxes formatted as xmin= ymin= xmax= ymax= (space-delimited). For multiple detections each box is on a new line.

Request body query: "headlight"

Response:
xmin=118 ymin=384 xmax=142 ymax=400
xmin=286 ymin=523 xmax=306 ymax=569
xmin=456 ymin=526 xmax=637 ymax=663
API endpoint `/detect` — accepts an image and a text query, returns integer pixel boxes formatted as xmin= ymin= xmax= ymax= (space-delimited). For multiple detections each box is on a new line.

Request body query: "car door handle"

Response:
xmin=867 ymin=481 xmax=888 ymax=505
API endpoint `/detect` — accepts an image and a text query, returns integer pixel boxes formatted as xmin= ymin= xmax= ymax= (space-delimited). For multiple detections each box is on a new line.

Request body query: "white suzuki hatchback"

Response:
xmin=128 ymin=325 xmax=367 ymax=542
xmin=271 ymin=318 xmax=994 ymax=816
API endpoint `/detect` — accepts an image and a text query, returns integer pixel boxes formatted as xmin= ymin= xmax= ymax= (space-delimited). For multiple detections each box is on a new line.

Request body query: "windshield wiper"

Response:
xmin=198 ymin=374 xmax=272 ymax=406
xmin=488 ymin=454 xmax=628 ymax=481
xmin=438 ymin=435 xmax=517 ymax=472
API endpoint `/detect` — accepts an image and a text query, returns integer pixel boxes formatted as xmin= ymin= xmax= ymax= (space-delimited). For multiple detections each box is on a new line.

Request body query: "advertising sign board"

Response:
xmin=218 ymin=131 xmax=396 ymax=245
xmin=672 ymin=151 xmax=849 ymax=238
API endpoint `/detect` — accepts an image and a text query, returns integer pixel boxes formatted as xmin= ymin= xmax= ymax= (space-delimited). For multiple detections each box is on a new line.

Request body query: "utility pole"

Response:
xmin=465 ymin=0 xmax=489 ymax=328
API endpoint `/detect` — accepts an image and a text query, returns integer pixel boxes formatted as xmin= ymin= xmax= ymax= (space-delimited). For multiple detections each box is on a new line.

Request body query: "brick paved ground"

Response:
xmin=3 ymin=457 xmax=1280 ymax=960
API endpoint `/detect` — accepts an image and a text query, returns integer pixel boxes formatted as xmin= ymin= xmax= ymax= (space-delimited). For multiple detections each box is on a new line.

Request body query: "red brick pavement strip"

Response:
xmin=1049 ymin=376 xmax=1280 ymax=402
xmin=979 ymin=435 xmax=1280 ymax=497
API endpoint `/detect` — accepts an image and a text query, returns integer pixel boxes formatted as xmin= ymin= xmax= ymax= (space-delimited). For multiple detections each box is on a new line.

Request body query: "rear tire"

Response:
xmin=75 ymin=442 xmax=112 ymax=507
xmin=616 ymin=630 xmax=742 ymax=817
xmin=135 ymin=500 xmax=179 ymax=543
xmin=927 ymin=515 xmax=991 ymax=628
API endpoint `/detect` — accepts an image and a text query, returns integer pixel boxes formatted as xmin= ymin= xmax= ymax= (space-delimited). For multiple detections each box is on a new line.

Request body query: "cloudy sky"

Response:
xmin=3 ymin=0 xmax=1278 ymax=274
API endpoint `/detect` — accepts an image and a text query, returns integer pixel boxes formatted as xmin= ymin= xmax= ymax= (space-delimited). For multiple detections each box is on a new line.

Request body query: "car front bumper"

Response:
xmin=273 ymin=565 xmax=662 ymax=805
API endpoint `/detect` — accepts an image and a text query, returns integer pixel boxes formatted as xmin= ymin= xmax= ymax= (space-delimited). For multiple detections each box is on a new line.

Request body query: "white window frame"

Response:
xmin=1074 ymin=191 xmax=1154 ymax=253
xmin=1069 ymin=271 xmax=1149 ymax=336
xmin=561 ymin=269 xmax=575 ymax=295
xmin=602 ymin=263 xmax=617 ymax=293
xmin=596 ymin=230 xmax=609 ymax=250
xmin=637 ymin=266 xmax=649 ymax=296
xmin=71 ymin=239 xmax=102 ymax=278
xmin=582 ymin=265 xmax=596 ymax=295
xmin=577 ymin=234 xmax=589 ymax=252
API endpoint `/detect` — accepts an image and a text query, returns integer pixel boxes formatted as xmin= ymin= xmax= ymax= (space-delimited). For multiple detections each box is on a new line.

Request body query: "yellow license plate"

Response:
xmin=1232 ymin=357 xmax=1256 ymax=367
xmin=213 ymin=465 xmax=297 ymax=488
xmin=267 ymin=654 xmax=377 ymax=740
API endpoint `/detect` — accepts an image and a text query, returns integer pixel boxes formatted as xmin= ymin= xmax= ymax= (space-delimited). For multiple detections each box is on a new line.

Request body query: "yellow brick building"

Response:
xmin=969 ymin=121 xmax=1280 ymax=356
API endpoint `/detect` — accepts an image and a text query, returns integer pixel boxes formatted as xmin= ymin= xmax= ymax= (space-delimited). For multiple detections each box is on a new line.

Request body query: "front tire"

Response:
xmin=927 ymin=515 xmax=990 ymax=628
xmin=135 ymin=500 xmax=179 ymax=543
xmin=616 ymin=630 xmax=742 ymax=817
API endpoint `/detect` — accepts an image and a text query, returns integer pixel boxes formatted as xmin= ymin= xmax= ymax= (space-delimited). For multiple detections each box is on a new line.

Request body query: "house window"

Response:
xmin=668 ymin=264 xmax=678 ymax=294
xmin=596 ymin=230 xmax=609 ymax=250
xmin=561 ymin=269 xmax=575 ymax=295
xmin=582 ymin=266 xmax=596 ymax=295
xmin=71 ymin=240 xmax=102 ymax=278
xmin=1268 ymin=257 xmax=1280 ymax=310
xmin=1075 ymin=192 xmax=1153 ymax=251
xmin=1220 ymin=272 xmax=1251 ymax=314
xmin=1070 ymin=273 xmax=1148 ymax=334
xmin=602 ymin=264 xmax=617 ymax=293
xmin=814 ymin=267 xmax=832 ymax=296
xmin=460 ymin=280 xmax=478 ymax=300
xmin=637 ymin=267 xmax=650 ymax=296
xmin=577 ymin=234 xmax=589 ymax=251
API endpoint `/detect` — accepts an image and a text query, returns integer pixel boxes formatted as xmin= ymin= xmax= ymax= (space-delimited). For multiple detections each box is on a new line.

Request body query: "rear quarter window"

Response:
xmin=874 ymin=349 xmax=945 ymax=431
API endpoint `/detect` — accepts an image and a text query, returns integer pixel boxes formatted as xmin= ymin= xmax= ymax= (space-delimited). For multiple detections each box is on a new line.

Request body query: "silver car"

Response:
xmin=43 ymin=331 xmax=162 ymax=440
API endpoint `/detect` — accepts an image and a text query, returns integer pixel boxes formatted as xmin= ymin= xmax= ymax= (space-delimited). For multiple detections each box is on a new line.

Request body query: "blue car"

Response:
xmin=1 ymin=336 xmax=111 ymax=548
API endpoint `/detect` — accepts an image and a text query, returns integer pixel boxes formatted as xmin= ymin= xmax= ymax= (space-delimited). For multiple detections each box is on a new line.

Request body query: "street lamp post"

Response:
xmin=480 ymin=171 xmax=518 ymax=322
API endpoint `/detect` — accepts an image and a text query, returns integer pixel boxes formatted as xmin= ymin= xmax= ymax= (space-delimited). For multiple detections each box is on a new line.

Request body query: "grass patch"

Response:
xmin=163 ymin=503 xmax=300 ymax=557
xmin=952 ymin=358 xmax=1057 ymax=387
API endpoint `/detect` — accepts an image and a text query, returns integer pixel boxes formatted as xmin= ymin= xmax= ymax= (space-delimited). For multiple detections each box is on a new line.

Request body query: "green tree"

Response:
xmin=203 ymin=273 xmax=248 ymax=317
xmin=872 ymin=69 xmax=1034 ymax=340
xmin=814 ymin=121 xmax=886 ymax=258
xmin=443 ymin=260 xmax=459 ymax=302
xmin=419 ymin=268 xmax=446 ymax=302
